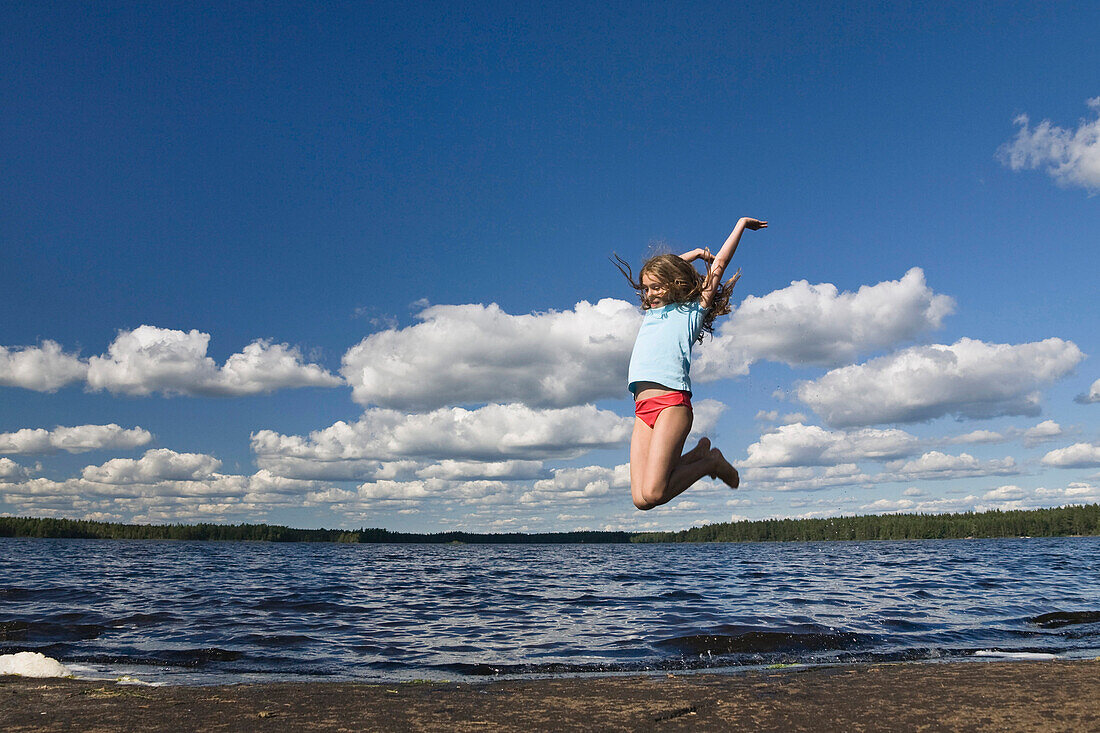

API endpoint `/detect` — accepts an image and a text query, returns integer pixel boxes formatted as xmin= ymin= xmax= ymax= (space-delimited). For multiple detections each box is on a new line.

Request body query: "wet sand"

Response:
xmin=4 ymin=660 xmax=1098 ymax=732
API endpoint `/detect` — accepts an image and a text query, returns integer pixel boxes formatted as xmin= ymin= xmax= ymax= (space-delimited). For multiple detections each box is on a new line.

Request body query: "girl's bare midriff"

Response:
xmin=632 ymin=381 xmax=685 ymax=402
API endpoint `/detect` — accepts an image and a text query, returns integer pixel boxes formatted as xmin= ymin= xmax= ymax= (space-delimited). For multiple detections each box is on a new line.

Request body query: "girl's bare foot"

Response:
xmin=682 ymin=436 xmax=711 ymax=463
xmin=709 ymin=448 xmax=740 ymax=489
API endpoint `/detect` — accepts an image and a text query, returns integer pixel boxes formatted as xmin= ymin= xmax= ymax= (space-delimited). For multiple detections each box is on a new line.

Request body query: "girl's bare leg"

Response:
xmin=631 ymin=407 xmax=727 ymax=510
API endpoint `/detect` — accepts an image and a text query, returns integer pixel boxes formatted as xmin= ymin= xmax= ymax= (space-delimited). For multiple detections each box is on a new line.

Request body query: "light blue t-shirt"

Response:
xmin=627 ymin=301 xmax=705 ymax=395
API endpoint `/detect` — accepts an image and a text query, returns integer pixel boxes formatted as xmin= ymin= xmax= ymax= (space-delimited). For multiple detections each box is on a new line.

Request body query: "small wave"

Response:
xmin=567 ymin=593 xmax=619 ymax=607
xmin=0 ymin=619 xmax=105 ymax=642
xmin=0 ymin=587 xmax=37 ymax=600
xmin=609 ymin=573 xmax=646 ymax=583
xmin=1028 ymin=611 xmax=1100 ymax=629
xmin=251 ymin=597 xmax=367 ymax=614
xmin=654 ymin=625 xmax=867 ymax=656
xmin=435 ymin=644 xmax=483 ymax=653
xmin=108 ymin=613 xmax=179 ymax=628
xmin=239 ymin=633 xmax=318 ymax=648
xmin=0 ymin=586 xmax=100 ymax=604
xmin=0 ymin=621 xmax=29 ymax=641
xmin=171 ymin=647 xmax=245 ymax=664
xmin=72 ymin=647 xmax=246 ymax=667
xmin=877 ymin=618 xmax=940 ymax=632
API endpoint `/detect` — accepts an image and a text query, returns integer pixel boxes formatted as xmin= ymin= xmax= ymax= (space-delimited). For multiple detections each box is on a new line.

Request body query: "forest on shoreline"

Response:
xmin=632 ymin=504 xmax=1100 ymax=543
xmin=0 ymin=516 xmax=630 ymax=544
xmin=1 ymin=504 xmax=1099 ymax=545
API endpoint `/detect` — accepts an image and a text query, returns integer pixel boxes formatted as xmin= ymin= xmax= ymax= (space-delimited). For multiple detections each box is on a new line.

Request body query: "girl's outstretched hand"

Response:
xmin=740 ymin=218 xmax=768 ymax=230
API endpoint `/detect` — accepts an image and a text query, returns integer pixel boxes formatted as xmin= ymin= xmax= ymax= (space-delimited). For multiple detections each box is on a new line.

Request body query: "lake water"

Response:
xmin=2 ymin=536 xmax=1099 ymax=685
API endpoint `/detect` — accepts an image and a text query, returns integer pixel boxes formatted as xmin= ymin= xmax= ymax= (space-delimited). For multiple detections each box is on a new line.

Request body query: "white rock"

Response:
xmin=0 ymin=651 xmax=73 ymax=678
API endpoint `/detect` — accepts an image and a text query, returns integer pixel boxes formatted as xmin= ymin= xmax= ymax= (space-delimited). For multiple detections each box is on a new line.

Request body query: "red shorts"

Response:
xmin=634 ymin=391 xmax=692 ymax=428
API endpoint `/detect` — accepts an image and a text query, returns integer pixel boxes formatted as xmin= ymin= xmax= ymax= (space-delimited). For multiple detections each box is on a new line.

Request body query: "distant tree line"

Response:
xmin=3 ymin=505 xmax=1099 ymax=545
xmin=631 ymin=504 xmax=1100 ymax=543
xmin=0 ymin=517 xmax=360 ymax=543
xmin=0 ymin=516 xmax=631 ymax=544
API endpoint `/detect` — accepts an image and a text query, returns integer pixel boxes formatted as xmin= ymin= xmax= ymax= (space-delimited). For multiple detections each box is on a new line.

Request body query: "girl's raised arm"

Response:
xmin=678 ymin=248 xmax=709 ymax=263
xmin=700 ymin=218 xmax=767 ymax=309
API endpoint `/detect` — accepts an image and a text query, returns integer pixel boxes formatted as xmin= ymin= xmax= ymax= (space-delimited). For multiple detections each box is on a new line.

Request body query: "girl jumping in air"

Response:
xmin=615 ymin=217 xmax=767 ymax=510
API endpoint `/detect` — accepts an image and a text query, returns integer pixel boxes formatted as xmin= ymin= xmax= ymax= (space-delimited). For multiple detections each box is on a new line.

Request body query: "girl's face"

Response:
xmin=641 ymin=272 xmax=670 ymax=308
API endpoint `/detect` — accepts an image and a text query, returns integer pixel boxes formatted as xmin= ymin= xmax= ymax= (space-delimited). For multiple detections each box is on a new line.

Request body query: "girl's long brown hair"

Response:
xmin=612 ymin=253 xmax=736 ymax=343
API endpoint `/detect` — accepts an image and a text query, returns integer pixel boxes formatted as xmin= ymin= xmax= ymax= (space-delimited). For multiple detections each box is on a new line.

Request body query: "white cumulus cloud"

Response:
xmin=861 ymin=498 xmax=916 ymax=513
xmin=341 ymin=299 xmax=640 ymax=410
xmin=0 ymin=458 xmax=31 ymax=483
xmin=252 ymin=403 xmax=632 ymax=465
xmin=415 ymin=460 xmax=547 ymax=481
xmin=1023 ymin=420 xmax=1063 ymax=447
xmin=81 ymin=449 xmax=222 ymax=484
xmin=521 ymin=464 xmax=631 ymax=504
xmin=998 ymin=98 xmax=1100 ymax=192
xmin=354 ymin=478 xmax=514 ymax=506
xmin=247 ymin=456 xmax=422 ymax=482
xmin=1076 ymin=378 xmax=1100 ymax=404
xmin=743 ymin=423 xmax=921 ymax=467
xmin=983 ymin=485 xmax=1027 ymax=501
xmin=0 ymin=341 xmax=87 ymax=392
xmin=0 ymin=424 xmax=153 ymax=455
xmin=86 ymin=326 xmax=342 ymax=396
xmin=947 ymin=429 xmax=1006 ymax=445
xmin=697 ymin=268 xmax=953 ymax=379
xmin=740 ymin=432 xmax=1019 ymax=490
xmin=689 ymin=399 xmax=727 ymax=440
xmin=886 ymin=451 xmax=1018 ymax=481
xmin=1034 ymin=482 xmax=1100 ymax=504
xmin=1041 ymin=442 xmax=1100 ymax=468
xmin=0 ymin=465 xmax=357 ymax=525
xmin=0 ymin=471 xmax=277 ymax=524
xmin=796 ymin=337 xmax=1084 ymax=427
xmin=740 ymin=463 xmax=873 ymax=492
xmin=2 ymin=328 xmax=340 ymax=397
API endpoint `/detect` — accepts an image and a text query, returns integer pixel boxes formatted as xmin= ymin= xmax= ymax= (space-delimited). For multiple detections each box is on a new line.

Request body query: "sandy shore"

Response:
xmin=3 ymin=660 xmax=1098 ymax=732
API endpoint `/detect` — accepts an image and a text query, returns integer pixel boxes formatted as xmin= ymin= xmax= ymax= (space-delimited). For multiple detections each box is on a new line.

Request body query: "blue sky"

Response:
xmin=3 ymin=1 xmax=1099 ymax=532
